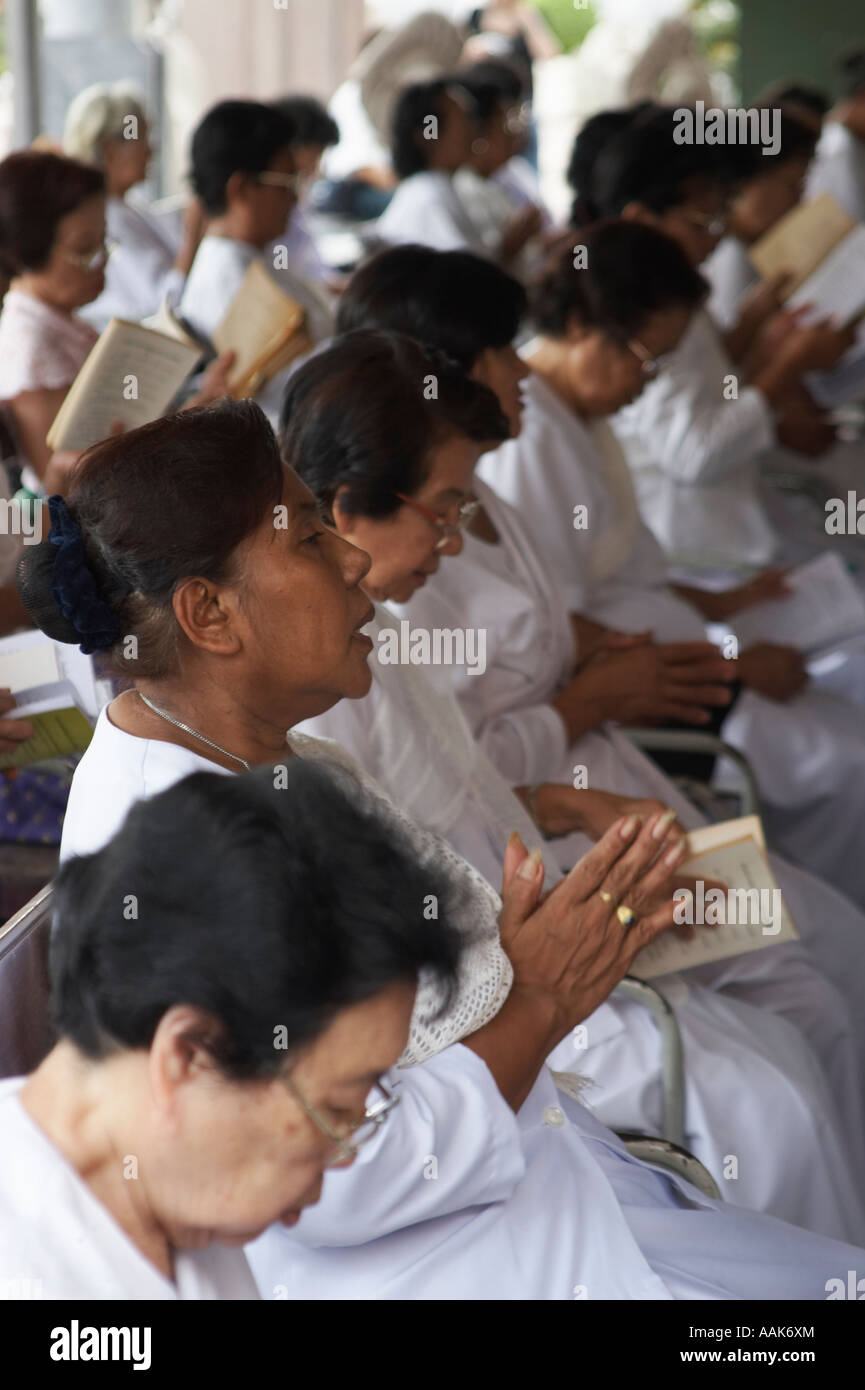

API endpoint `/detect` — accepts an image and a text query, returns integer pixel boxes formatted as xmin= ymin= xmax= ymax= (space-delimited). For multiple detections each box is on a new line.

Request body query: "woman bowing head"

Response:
xmin=0 ymin=759 xmax=461 ymax=1297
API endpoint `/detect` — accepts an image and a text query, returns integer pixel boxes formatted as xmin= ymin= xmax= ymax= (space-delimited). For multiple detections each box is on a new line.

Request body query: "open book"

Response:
xmin=213 ymin=259 xmax=313 ymax=398
xmin=628 ymin=815 xmax=798 ymax=981
xmin=728 ymin=553 xmax=865 ymax=657
xmin=749 ymin=193 xmax=865 ymax=324
xmin=0 ymin=630 xmax=108 ymax=768
xmin=47 ymin=317 xmax=202 ymax=452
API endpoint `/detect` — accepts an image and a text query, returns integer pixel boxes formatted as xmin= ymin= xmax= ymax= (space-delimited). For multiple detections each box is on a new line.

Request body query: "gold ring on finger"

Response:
xmin=616 ymin=904 xmax=637 ymax=928
xmin=598 ymin=889 xmax=615 ymax=905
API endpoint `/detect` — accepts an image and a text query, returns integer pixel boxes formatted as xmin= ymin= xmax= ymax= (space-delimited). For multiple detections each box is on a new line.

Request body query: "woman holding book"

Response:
xmin=179 ymin=99 xmax=336 ymax=425
xmin=17 ymin=396 xmax=865 ymax=1296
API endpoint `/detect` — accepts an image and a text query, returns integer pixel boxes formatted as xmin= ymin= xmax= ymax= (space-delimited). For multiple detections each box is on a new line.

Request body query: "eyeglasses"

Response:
xmin=627 ymin=337 xmax=661 ymax=379
xmin=680 ymin=208 xmax=728 ymax=238
xmin=396 ymin=493 xmax=480 ymax=552
xmin=255 ymin=170 xmax=302 ymax=196
xmin=58 ymin=239 xmax=116 ymax=272
xmin=280 ymin=1074 xmax=400 ymax=1168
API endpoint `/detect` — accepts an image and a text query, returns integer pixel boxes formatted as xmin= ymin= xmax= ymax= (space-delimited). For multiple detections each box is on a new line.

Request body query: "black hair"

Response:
xmin=460 ymin=58 xmax=526 ymax=125
xmin=272 ymin=94 xmax=339 ymax=149
xmin=51 ymin=760 xmax=463 ymax=1076
xmin=337 ymin=244 xmax=527 ymax=370
xmin=755 ymin=81 xmax=830 ymax=120
xmin=837 ymin=46 xmax=865 ymax=98
xmin=0 ymin=152 xmax=106 ymax=276
xmin=566 ymin=103 xmax=657 ymax=225
xmin=189 ymin=99 xmax=296 ymax=214
xmin=391 ymin=78 xmax=469 ymax=179
xmin=17 ymin=399 xmax=283 ymax=677
xmin=583 ymin=105 xmax=734 ymax=223
xmin=531 ymin=219 xmax=707 ymax=341
xmin=716 ymin=108 xmax=821 ymax=186
xmin=279 ymin=329 xmax=509 ymax=518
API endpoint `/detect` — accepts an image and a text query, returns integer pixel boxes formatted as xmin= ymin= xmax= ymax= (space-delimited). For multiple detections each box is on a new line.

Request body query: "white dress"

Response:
xmin=179 ymin=235 xmax=335 ymax=424
xmin=393 ymin=471 xmax=865 ymax=1149
xmin=297 ymin=604 xmax=865 ymax=1235
xmin=375 ymin=170 xmax=489 ymax=253
xmin=57 ymin=706 xmax=865 ymax=1297
xmin=479 ymin=374 xmax=865 ymax=904
xmin=79 ymin=194 xmax=186 ymax=333
xmin=0 ymin=1078 xmax=258 ymax=1299
xmin=612 ymin=308 xmax=865 ymax=574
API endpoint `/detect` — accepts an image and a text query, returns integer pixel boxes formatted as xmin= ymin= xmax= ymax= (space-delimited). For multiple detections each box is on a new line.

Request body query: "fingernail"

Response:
xmin=507 ymin=831 xmax=524 ymax=851
xmin=652 ymin=808 xmax=676 ymax=841
xmin=664 ymin=836 xmax=688 ymax=866
xmin=517 ymin=847 xmax=544 ymax=880
xmin=619 ymin=816 xmax=640 ymax=839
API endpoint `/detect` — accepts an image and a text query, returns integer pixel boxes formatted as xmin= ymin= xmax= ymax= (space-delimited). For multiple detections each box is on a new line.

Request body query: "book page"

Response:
xmin=728 ymin=553 xmax=865 ymax=655
xmin=628 ymin=816 xmax=798 ymax=980
xmin=0 ymin=704 xmax=94 ymax=769
xmin=47 ymin=318 xmax=201 ymax=452
xmin=213 ymin=260 xmax=306 ymax=393
xmin=0 ymin=630 xmax=102 ymax=719
xmin=140 ymin=296 xmax=203 ymax=351
xmin=788 ymin=224 xmax=865 ymax=324
xmin=748 ymin=193 xmax=855 ymax=296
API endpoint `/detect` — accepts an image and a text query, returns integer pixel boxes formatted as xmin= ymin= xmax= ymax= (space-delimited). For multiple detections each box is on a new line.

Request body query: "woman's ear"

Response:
xmin=171 ymin=577 xmax=243 ymax=657
xmin=331 ymin=487 xmax=362 ymax=539
xmin=225 ymin=169 xmax=250 ymax=207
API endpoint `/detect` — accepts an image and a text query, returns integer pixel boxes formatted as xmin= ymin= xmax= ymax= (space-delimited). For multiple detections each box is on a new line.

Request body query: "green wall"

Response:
xmin=740 ymin=0 xmax=865 ymax=102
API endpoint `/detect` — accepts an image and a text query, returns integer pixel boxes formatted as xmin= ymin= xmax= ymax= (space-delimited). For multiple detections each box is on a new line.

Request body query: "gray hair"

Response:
xmin=63 ymin=81 xmax=150 ymax=166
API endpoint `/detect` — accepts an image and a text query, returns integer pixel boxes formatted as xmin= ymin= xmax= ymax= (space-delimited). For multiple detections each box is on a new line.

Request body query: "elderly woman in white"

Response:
xmin=21 ymin=392 xmax=865 ymax=1300
xmin=284 ymin=330 xmax=865 ymax=1240
xmin=1 ymin=759 xmax=453 ymax=1299
xmin=63 ymin=81 xmax=203 ymax=332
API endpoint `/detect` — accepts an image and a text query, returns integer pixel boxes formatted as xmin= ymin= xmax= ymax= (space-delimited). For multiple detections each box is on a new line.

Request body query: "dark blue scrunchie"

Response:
xmin=48 ymin=495 xmax=121 ymax=655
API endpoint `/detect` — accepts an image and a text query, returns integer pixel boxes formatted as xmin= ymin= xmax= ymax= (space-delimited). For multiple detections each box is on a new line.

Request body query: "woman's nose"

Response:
xmin=440 ymin=531 xmax=464 ymax=558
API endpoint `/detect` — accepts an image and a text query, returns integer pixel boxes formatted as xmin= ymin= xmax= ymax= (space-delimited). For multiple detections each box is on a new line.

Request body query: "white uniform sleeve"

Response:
xmin=288 ymin=1045 xmax=525 ymax=1247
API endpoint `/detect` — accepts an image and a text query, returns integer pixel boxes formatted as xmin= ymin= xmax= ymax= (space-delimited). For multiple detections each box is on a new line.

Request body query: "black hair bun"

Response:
xmin=16 ymin=541 xmax=82 ymax=645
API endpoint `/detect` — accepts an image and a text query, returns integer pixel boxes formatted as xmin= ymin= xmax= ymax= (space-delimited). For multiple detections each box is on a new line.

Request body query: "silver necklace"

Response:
xmin=137 ymin=691 xmax=251 ymax=771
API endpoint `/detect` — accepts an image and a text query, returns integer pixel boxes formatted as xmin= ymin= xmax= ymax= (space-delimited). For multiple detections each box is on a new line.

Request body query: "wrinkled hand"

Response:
xmin=497 ymin=813 xmax=687 ymax=1034
xmin=738 ymin=642 xmax=808 ymax=701
xmin=559 ymin=640 xmax=735 ymax=731
xmin=530 ymin=783 xmax=686 ymax=848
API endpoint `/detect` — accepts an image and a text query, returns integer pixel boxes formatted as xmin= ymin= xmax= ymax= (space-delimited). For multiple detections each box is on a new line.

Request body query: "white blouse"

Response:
xmin=0 ymin=1077 xmax=258 ymax=1299
xmin=56 ymin=701 xmax=865 ymax=1296
xmin=375 ymin=170 xmax=488 ymax=253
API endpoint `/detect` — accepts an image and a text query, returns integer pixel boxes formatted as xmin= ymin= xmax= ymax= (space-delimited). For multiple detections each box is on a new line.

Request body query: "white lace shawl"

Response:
xmin=286 ymin=729 xmax=514 ymax=1067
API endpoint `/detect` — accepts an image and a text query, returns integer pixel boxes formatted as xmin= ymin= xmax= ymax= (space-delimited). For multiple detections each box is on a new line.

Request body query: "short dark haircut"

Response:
xmin=279 ymin=329 xmax=509 ymax=518
xmin=716 ymin=108 xmax=821 ymax=185
xmin=460 ymin=58 xmax=526 ymax=121
xmin=272 ymin=94 xmax=339 ymax=149
xmin=338 ymin=244 xmax=527 ymax=369
xmin=189 ymin=99 xmax=296 ymax=213
xmin=17 ymin=399 xmax=283 ymax=678
xmin=531 ymin=219 xmax=707 ymax=341
xmin=0 ymin=151 xmax=105 ymax=276
xmin=391 ymin=78 xmax=467 ymax=180
xmin=585 ymin=105 xmax=734 ymax=221
xmin=52 ymin=760 xmax=463 ymax=1077
xmin=566 ymin=103 xmax=657 ymax=225
xmin=755 ymin=81 xmax=830 ymax=119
